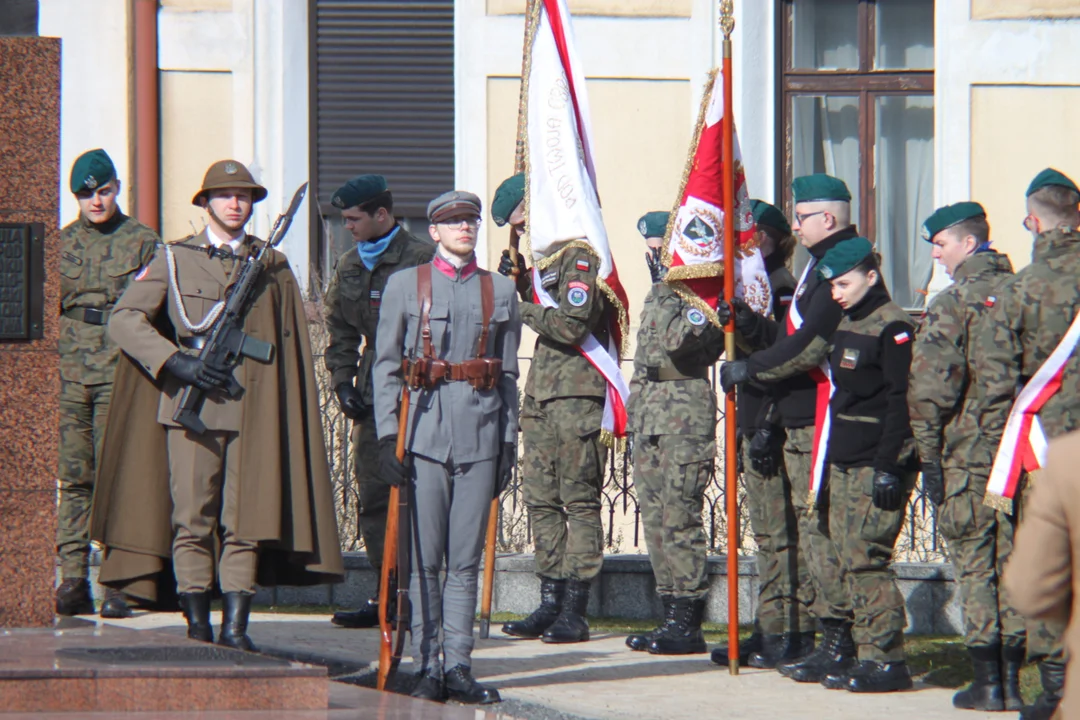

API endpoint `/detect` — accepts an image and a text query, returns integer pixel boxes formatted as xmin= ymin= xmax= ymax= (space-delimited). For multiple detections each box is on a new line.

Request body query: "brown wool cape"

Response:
xmin=90 ymin=249 xmax=344 ymax=603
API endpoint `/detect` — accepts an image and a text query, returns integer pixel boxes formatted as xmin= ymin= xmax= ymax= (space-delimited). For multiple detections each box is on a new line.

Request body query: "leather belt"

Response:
xmin=402 ymin=357 xmax=503 ymax=391
xmin=178 ymin=335 xmax=209 ymax=351
xmin=62 ymin=307 xmax=111 ymax=325
xmin=645 ymin=366 xmax=708 ymax=382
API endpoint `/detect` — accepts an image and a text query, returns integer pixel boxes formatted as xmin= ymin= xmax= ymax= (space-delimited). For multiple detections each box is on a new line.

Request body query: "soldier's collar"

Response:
xmin=1033 ymin=226 xmax=1080 ymax=262
xmin=80 ymin=208 xmax=127 ymax=234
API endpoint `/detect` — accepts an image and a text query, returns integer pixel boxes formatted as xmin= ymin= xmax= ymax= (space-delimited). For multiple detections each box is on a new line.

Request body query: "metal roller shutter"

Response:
xmin=311 ymin=0 xmax=454 ymax=224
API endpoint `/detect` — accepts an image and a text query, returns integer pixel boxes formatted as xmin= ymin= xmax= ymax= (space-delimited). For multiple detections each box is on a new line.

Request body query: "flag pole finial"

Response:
xmin=719 ymin=0 xmax=734 ymax=39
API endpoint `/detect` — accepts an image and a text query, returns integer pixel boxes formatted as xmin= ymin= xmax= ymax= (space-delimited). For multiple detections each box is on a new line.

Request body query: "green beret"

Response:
xmin=791 ymin=174 xmax=851 ymax=204
xmin=921 ymin=201 xmax=986 ymax=242
xmin=1026 ymin=168 xmax=1080 ymax=197
xmin=331 ymin=174 xmax=388 ymax=210
xmin=491 ymin=173 xmax=525 ymax=226
xmin=750 ymin=199 xmax=791 ymax=236
xmin=70 ymin=149 xmax=116 ymax=194
xmin=817 ymin=237 xmax=874 ymax=280
xmin=637 ymin=211 xmax=669 ymax=239
xmin=428 ymin=190 xmax=482 ymax=223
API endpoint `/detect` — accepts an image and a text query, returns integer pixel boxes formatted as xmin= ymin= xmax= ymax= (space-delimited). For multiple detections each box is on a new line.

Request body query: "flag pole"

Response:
xmin=720 ymin=0 xmax=739 ymax=676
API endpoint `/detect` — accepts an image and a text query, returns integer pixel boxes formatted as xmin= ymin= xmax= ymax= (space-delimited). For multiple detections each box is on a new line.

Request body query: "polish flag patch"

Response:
xmin=576 ymin=258 xmax=591 ymax=272
xmin=985 ymin=296 xmax=997 ymax=308
xmin=894 ymin=331 xmax=911 ymax=345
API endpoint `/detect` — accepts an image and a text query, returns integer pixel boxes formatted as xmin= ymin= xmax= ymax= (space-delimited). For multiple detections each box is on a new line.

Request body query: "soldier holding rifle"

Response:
xmin=372 ymin=191 xmax=520 ymax=704
xmin=96 ymin=160 xmax=343 ymax=648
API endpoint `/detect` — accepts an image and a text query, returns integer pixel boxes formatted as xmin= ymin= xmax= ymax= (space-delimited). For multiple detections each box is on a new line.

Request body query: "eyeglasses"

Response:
xmin=439 ymin=217 xmax=481 ymax=229
xmin=794 ymin=210 xmax=826 ymax=225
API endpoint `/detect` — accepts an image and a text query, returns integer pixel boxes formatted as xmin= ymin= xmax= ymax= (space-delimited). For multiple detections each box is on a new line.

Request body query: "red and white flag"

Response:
xmin=524 ymin=0 xmax=630 ymax=446
xmin=664 ymin=68 xmax=771 ymax=321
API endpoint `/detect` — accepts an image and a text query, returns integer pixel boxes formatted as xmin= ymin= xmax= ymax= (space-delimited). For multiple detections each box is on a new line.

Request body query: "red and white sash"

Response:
xmin=533 ymin=266 xmax=629 ymax=443
xmin=788 ymin=260 xmax=834 ymax=503
xmin=986 ymin=310 xmax=1080 ymax=512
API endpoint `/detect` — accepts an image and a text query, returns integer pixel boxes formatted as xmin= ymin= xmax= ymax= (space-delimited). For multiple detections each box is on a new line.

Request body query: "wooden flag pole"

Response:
xmin=720 ymin=0 xmax=739 ymax=676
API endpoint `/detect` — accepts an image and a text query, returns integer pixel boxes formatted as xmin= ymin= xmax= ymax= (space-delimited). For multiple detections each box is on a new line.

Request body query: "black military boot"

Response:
xmin=844 ymin=660 xmax=913 ymax=693
xmin=784 ymin=619 xmax=855 ymax=683
xmin=648 ymin=597 xmax=707 ymax=655
xmin=952 ymin=645 xmax=1004 ymax=711
xmin=1002 ymin=641 xmax=1026 ymax=712
xmin=445 ymin=664 xmax=501 ymax=704
xmin=502 ymin=577 xmax=565 ymax=639
xmin=179 ymin=591 xmax=214 ymax=642
xmin=410 ymin=670 xmax=446 ymax=702
xmin=217 ymin=592 xmax=256 ymax=651
xmin=541 ymin=579 xmax=590 ymax=644
xmin=1021 ymin=659 xmax=1065 ymax=720
xmin=99 ymin=588 xmax=134 ymax=619
xmin=626 ymin=595 xmax=675 ymax=651
xmin=711 ymin=624 xmax=764 ymax=667
xmin=55 ymin=578 xmax=95 ymax=616
xmin=749 ymin=631 xmax=816 ymax=670
xmin=331 ymin=597 xmax=381 ymax=629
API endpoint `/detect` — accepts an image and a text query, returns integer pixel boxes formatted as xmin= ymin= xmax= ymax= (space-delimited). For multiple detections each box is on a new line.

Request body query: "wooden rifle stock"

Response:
xmin=376 ymin=386 xmax=411 ymax=691
xmin=478 ymin=497 xmax=500 ymax=638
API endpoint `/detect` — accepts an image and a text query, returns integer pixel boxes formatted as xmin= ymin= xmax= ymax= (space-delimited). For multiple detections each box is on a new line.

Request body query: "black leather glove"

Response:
xmin=645 ymin=247 xmax=666 ymax=284
xmin=748 ymin=427 xmax=779 ymax=476
xmin=731 ymin=298 xmax=760 ymax=334
xmin=495 ymin=442 xmax=516 ymax=496
xmin=497 ymin=249 xmax=531 ymax=300
xmin=719 ymin=360 xmax=751 ymax=394
xmin=378 ymin=435 xmax=408 ymax=487
xmin=335 ymin=382 xmax=369 ymax=421
xmin=872 ymin=471 xmax=903 ymax=511
xmin=715 ymin=299 xmax=732 ymax=326
xmin=921 ymin=461 xmax=945 ymax=506
xmin=164 ymin=351 xmax=230 ymax=391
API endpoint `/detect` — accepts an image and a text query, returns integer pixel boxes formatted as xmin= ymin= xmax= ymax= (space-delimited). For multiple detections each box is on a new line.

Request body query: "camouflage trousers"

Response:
xmin=521 ymin=395 xmax=607 ymax=582
xmin=1016 ymin=474 xmax=1066 ymax=664
xmin=351 ymin=420 xmax=390 ymax=575
xmin=938 ymin=468 xmax=1025 ymax=649
xmin=829 ymin=464 xmax=913 ymax=662
xmin=784 ymin=426 xmax=849 ymax=623
xmin=635 ymin=433 xmax=713 ymax=600
xmin=57 ymin=378 xmax=112 ymax=579
xmin=743 ymin=439 xmax=815 ymax=634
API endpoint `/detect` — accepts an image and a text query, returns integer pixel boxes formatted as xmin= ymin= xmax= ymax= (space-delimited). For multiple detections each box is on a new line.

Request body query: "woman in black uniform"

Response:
xmin=815 ymin=237 xmax=918 ymax=694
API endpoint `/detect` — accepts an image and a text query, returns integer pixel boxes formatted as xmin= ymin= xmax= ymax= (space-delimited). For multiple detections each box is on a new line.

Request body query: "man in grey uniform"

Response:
xmin=372 ymin=190 xmax=521 ymax=704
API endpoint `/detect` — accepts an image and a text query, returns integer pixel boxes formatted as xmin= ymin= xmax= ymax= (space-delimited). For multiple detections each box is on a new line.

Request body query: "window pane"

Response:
xmin=874 ymin=95 xmax=934 ymax=310
xmin=791 ymin=95 xmax=861 ymax=276
xmin=875 ymin=0 xmax=934 ymax=70
xmin=792 ymin=0 xmax=859 ymax=70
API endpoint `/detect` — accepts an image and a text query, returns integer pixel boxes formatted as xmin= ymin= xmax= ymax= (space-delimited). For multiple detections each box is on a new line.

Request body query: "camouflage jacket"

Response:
xmin=908 ymin=251 xmax=1014 ymax=471
xmin=974 ymin=228 xmax=1080 ymax=446
xmin=323 ymin=225 xmax=435 ymax=405
xmin=826 ymin=285 xmax=916 ymax=475
xmin=628 ymin=283 xmax=725 ymax=436
xmin=58 ymin=211 xmax=159 ymax=384
xmin=520 ymin=244 xmax=610 ymax=401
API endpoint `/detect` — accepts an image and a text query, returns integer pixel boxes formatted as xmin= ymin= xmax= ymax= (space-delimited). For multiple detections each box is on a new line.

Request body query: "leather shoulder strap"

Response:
xmin=476 ymin=269 xmax=494 ymax=358
xmin=417 ymin=263 xmax=433 ymax=358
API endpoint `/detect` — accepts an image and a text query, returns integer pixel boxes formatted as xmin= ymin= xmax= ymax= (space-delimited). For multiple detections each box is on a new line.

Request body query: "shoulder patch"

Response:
xmin=686 ymin=308 xmax=707 ymax=326
xmin=893 ymin=330 xmax=912 ymax=345
xmin=541 ymin=270 xmax=559 ymax=288
xmin=62 ymin=251 xmax=82 ymax=265
xmin=134 ymin=265 xmax=150 ymax=282
xmin=567 ymin=282 xmax=589 ymax=307
xmin=575 ymin=258 xmax=591 ymax=272
xmin=985 ymin=296 xmax=996 ymax=307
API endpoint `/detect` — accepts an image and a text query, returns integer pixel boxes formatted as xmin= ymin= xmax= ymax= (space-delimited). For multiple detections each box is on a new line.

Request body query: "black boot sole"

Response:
xmin=56 ymin=601 xmax=96 ymax=616
xmin=648 ymin=641 xmax=707 ymax=655
xmin=99 ymin=600 xmax=133 ymax=619
xmin=447 ymin=689 xmax=502 ymax=705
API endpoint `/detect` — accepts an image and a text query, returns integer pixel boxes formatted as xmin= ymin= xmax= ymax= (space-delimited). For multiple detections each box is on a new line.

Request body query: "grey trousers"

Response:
xmin=410 ymin=454 xmax=496 ymax=677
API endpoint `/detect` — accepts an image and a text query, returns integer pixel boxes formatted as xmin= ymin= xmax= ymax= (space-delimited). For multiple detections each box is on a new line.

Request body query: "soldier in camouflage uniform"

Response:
xmin=621 ymin=211 xmax=722 ymax=656
xmin=720 ymin=175 xmax=857 ymax=683
xmin=907 ymin=201 xmax=1022 ymax=711
xmin=973 ymin=168 xmax=1080 ymax=720
xmin=57 ymin=149 xmax=159 ymax=618
xmin=323 ymin=174 xmax=435 ymax=629
xmin=493 ymin=173 xmax=611 ymax=644
xmin=807 ymin=237 xmax=919 ymax=694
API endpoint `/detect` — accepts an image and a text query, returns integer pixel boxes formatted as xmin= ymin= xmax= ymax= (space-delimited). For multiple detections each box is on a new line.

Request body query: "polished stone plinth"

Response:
xmin=0 ymin=620 xmax=327 ymax=713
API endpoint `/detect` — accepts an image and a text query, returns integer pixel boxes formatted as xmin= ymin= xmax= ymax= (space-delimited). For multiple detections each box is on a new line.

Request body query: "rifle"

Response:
xmin=377 ymin=381 xmax=416 ymax=690
xmin=172 ymin=182 xmax=309 ymax=434
xmin=478 ymin=496 xmax=499 ymax=639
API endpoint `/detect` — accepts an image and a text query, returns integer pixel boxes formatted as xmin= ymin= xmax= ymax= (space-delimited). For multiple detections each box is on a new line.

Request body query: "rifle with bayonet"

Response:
xmin=172 ymin=182 xmax=308 ymax=435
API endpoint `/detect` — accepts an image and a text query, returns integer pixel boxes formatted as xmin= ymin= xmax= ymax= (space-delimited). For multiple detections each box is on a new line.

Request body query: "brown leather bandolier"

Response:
xmin=402 ymin=263 xmax=503 ymax=391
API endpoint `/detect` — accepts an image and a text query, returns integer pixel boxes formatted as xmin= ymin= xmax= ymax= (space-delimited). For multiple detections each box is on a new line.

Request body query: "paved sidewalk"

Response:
xmin=101 ymin=612 xmax=997 ymax=720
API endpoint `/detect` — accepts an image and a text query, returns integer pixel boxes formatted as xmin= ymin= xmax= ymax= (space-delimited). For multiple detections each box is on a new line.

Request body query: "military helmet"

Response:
xmin=191 ymin=160 xmax=268 ymax=206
